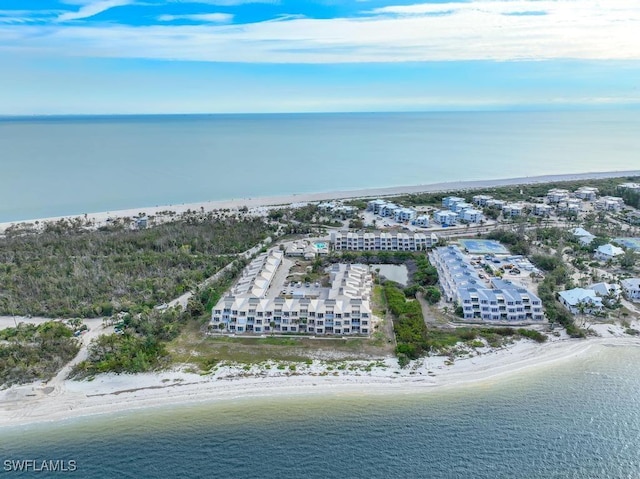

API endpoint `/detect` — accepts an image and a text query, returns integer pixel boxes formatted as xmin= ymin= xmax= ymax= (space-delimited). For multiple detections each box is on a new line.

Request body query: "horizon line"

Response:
xmin=2 ymin=104 xmax=640 ymax=120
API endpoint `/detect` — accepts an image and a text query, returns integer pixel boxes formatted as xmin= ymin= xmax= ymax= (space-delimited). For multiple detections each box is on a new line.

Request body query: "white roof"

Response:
xmin=595 ymin=244 xmax=625 ymax=257
xmin=621 ymin=278 xmax=640 ymax=289
xmin=558 ymin=288 xmax=602 ymax=307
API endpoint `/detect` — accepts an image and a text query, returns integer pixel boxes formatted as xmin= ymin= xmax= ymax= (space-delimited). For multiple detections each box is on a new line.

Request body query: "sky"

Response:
xmin=1 ymin=0 xmax=639 ymax=114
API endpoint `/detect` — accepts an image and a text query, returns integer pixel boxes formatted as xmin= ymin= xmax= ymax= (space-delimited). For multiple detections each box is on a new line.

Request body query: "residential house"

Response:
xmin=412 ymin=215 xmax=430 ymax=227
xmin=502 ymin=203 xmax=525 ymax=217
xmin=486 ymin=199 xmax=506 ymax=209
xmin=433 ymin=210 xmax=459 ymax=226
xmin=595 ymin=196 xmax=625 ymax=211
xmin=461 ymin=208 xmax=484 ymax=223
xmin=533 ymin=204 xmax=553 ymax=216
xmin=558 ymin=199 xmax=582 ymax=215
xmin=572 ymin=227 xmax=596 ymax=246
xmin=547 ymin=188 xmax=570 ymax=203
xmin=394 ymin=207 xmax=417 ymax=223
xmin=621 ymin=278 xmax=640 ymax=301
xmin=473 ymin=195 xmax=493 ymax=206
xmin=574 ymin=186 xmax=599 ymax=201
xmin=442 ymin=196 xmax=466 ymax=209
xmin=618 ymin=183 xmax=640 ymax=192
xmin=589 ymin=282 xmax=621 ymax=303
xmin=379 ymin=203 xmax=401 ymax=218
xmin=594 ymin=244 xmax=625 ymax=262
xmin=366 ymin=199 xmax=388 ymax=214
xmin=558 ymin=288 xmax=604 ymax=314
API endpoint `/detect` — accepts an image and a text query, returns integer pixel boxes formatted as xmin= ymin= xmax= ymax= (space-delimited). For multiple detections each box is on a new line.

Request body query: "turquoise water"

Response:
xmin=2 ymin=344 xmax=640 ymax=478
xmin=1 ymin=110 xmax=640 ymax=222
xmin=314 ymin=242 xmax=327 ymax=248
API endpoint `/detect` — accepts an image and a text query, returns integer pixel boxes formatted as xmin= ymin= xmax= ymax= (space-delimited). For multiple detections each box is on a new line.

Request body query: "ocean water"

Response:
xmin=1 ymin=344 xmax=640 ymax=478
xmin=1 ymin=110 xmax=640 ymax=222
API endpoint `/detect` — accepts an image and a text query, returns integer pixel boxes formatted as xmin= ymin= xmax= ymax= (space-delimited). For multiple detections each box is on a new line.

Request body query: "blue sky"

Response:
xmin=1 ymin=0 xmax=639 ymax=114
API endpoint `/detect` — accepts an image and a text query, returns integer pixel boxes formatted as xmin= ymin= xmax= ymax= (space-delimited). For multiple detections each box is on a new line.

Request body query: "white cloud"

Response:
xmin=158 ymin=13 xmax=234 ymax=22
xmin=57 ymin=0 xmax=134 ymax=22
xmin=3 ymin=0 xmax=640 ymax=62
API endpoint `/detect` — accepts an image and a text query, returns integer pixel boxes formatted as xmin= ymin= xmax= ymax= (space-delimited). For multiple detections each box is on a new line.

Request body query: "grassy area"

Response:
xmin=166 ymin=320 xmax=393 ymax=371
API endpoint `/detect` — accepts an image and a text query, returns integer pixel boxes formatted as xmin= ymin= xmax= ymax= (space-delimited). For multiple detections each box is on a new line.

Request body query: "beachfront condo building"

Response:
xmin=211 ymin=251 xmax=373 ymax=335
xmin=429 ymin=245 xmax=544 ymax=322
xmin=331 ymin=230 xmax=438 ymax=251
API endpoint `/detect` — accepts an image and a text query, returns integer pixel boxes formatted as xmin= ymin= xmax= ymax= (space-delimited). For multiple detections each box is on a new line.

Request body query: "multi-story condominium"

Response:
xmin=595 ymin=196 xmax=625 ymax=211
xmin=533 ymin=204 xmax=553 ymax=216
xmin=442 ymin=196 xmax=466 ymax=209
xmin=547 ymin=188 xmax=570 ymax=203
xmin=412 ymin=215 xmax=430 ymax=227
xmin=394 ymin=207 xmax=417 ymax=223
xmin=574 ymin=186 xmax=599 ymax=201
xmin=460 ymin=208 xmax=484 ymax=223
xmin=331 ymin=230 xmax=438 ymax=251
xmin=621 ymin=278 xmax=640 ymax=301
xmin=339 ymin=231 xmax=436 ymax=251
xmin=211 ymin=256 xmax=374 ymax=335
xmin=473 ymin=195 xmax=493 ymax=206
xmin=502 ymin=203 xmax=525 ymax=217
xmin=433 ymin=210 xmax=459 ymax=226
xmin=430 ymin=246 xmax=544 ymax=322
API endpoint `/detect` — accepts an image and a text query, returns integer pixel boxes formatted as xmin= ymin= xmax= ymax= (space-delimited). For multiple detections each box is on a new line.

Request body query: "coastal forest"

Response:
xmin=0 ymin=214 xmax=276 ymax=318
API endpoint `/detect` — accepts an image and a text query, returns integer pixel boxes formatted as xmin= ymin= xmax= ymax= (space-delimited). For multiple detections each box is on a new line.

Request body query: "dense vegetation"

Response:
xmin=0 ymin=215 xmax=275 ymax=317
xmin=532 ymin=254 xmax=586 ymax=337
xmin=384 ymin=284 xmax=546 ymax=366
xmin=71 ymin=261 xmax=246 ymax=378
xmin=0 ymin=322 xmax=80 ymax=386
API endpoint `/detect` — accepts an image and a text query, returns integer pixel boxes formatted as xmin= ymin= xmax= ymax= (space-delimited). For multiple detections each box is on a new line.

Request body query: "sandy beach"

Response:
xmin=1 ymin=324 xmax=639 ymax=429
xmin=1 ymin=170 xmax=638 ymax=233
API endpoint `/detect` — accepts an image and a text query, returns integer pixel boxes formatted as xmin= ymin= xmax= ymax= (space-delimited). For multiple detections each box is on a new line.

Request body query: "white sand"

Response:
xmin=2 ymin=170 xmax=638 ymax=232
xmin=2 ymin=330 xmax=639 ymax=429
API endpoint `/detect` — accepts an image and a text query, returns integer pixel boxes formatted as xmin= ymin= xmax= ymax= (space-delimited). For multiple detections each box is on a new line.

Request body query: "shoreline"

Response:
xmin=2 ymin=331 xmax=639 ymax=430
xmin=2 ymin=169 xmax=639 ymax=231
